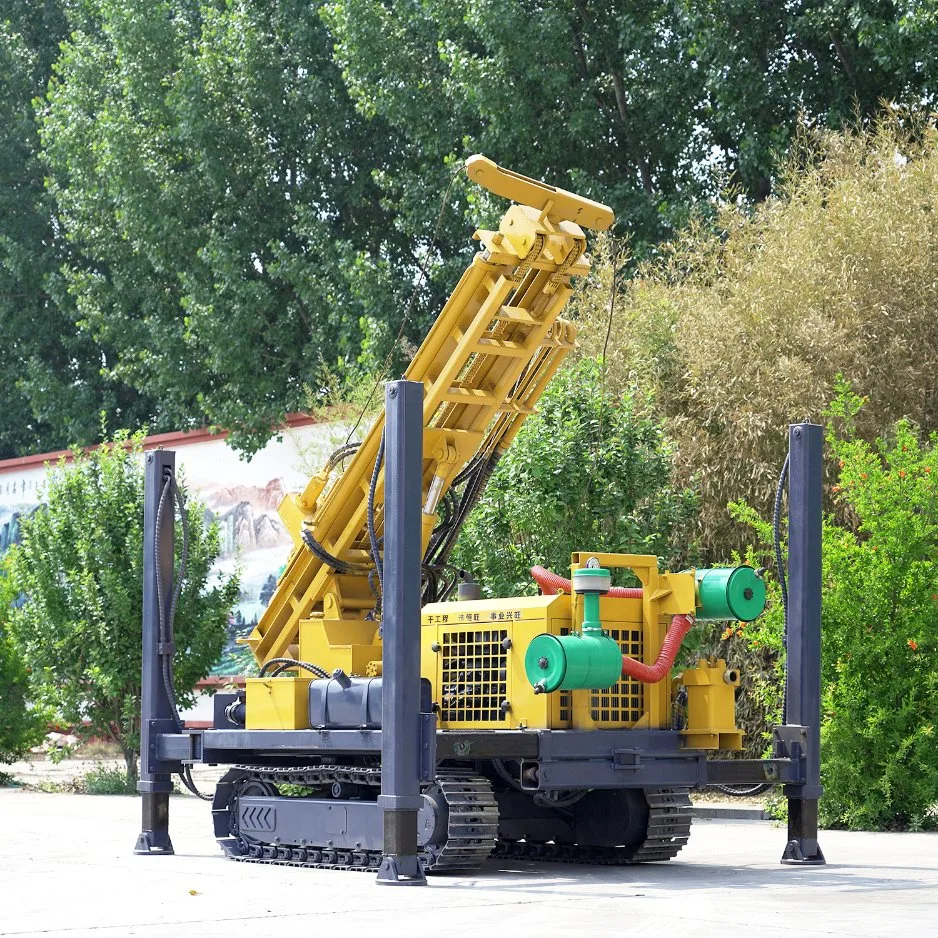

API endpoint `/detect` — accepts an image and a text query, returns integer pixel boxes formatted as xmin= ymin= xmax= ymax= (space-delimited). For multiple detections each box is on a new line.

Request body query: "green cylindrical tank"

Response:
xmin=694 ymin=566 xmax=766 ymax=621
xmin=524 ymin=564 xmax=622 ymax=693
xmin=524 ymin=630 xmax=623 ymax=693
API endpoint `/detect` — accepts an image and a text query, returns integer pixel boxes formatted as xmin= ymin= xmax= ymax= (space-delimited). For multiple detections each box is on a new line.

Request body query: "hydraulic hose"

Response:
xmin=154 ymin=470 xmax=212 ymax=802
xmin=620 ymin=613 xmax=695 ymax=684
xmin=712 ymin=781 xmax=772 ymax=797
xmin=300 ymin=528 xmax=372 ymax=576
xmin=774 ymin=453 xmax=790 ymax=725
xmin=258 ymin=657 xmax=330 ymax=680
xmin=155 ymin=472 xmax=189 ymax=733
xmin=530 ymin=565 xmax=644 ymax=599
xmin=368 ymin=432 xmax=385 ymax=589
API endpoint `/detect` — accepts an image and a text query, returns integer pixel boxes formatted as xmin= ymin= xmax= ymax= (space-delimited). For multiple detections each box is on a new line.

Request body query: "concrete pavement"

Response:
xmin=0 ymin=788 xmax=935 ymax=937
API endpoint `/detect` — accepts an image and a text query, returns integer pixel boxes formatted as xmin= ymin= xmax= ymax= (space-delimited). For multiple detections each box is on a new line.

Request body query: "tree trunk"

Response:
xmin=121 ymin=743 xmax=139 ymax=790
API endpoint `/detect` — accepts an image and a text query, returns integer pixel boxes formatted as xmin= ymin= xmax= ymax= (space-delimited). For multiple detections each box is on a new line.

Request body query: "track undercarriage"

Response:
xmin=212 ymin=760 xmax=692 ymax=873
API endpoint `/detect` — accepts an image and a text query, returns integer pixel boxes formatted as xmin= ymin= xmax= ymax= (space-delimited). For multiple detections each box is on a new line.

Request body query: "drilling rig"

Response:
xmin=135 ymin=156 xmax=825 ymax=883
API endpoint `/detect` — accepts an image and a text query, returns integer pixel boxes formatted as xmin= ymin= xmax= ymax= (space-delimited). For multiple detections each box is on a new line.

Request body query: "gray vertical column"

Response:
xmin=376 ymin=380 xmax=427 ymax=885
xmin=134 ymin=450 xmax=177 ymax=855
xmin=782 ymin=423 xmax=825 ymax=864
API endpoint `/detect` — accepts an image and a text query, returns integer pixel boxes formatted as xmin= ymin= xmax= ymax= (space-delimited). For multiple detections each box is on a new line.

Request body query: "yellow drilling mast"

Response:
xmin=244 ymin=155 xmax=614 ymax=672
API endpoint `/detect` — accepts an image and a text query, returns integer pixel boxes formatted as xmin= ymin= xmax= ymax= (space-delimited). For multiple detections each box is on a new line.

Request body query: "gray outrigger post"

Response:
xmin=376 ymin=380 xmax=428 ymax=885
xmin=780 ymin=423 xmax=825 ymax=865
xmin=134 ymin=449 xmax=179 ymax=855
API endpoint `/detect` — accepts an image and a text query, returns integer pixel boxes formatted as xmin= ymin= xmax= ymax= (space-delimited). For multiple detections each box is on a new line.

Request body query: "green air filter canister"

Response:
xmin=524 ymin=631 xmax=623 ymax=694
xmin=695 ymin=566 xmax=766 ymax=622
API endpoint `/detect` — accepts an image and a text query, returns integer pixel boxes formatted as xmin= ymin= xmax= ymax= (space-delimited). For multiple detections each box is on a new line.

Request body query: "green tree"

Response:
xmin=37 ymin=0 xmax=412 ymax=455
xmin=0 ymin=2 xmax=155 ymax=459
xmin=0 ymin=555 xmax=47 ymax=769
xmin=10 ymin=432 xmax=239 ymax=784
xmin=451 ymin=358 xmax=698 ymax=598
xmin=739 ymin=388 xmax=938 ymax=830
xmin=326 ymin=0 xmax=705 ymax=254
xmin=10 ymin=0 xmax=937 ymax=461
xmin=681 ymin=0 xmax=938 ymax=200
xmin=327 ymin=0 xmax=938 ymax=252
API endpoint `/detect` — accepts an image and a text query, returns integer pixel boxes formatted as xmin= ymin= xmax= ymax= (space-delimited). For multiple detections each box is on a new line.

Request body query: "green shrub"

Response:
xmin=740 ymin=388 xmax=938 ymax=830
xmin=451 ymin=357 xmax=698 ymax=597
xmin=10 ymin=431 xmax=239 ymax=786
xmin=82 ymin=764 xmax=137 ymax=795
xmin=0 ymin=555 xmax=46 ymax=765
xmin=572 ymin=114 xmax=938 ymax=557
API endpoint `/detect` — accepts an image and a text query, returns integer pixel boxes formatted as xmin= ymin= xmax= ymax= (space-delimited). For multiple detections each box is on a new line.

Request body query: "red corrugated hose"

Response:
xmin=529 ymin=565 xmax=644 ymax=599
xmin=619 ymin=613 xmax=695 ymax=683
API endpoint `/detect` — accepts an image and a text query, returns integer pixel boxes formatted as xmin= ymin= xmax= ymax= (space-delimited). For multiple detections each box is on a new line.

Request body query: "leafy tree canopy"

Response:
xmin=37 ymin=0 xmax=416 ymax=455
xmin=0 ymin=1 xmax=935 ymax=458
xmin=0 ymin=1 xmax=157 ymax=457
xmin=327 ymin=0 xmax=938 ymax=251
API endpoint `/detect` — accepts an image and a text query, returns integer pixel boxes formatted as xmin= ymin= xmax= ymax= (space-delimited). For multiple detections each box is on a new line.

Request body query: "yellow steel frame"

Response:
xmin=244 ymin=157 xmax=614 ymax=669
xmin=679 ymin=658 xmax=744 ymax=750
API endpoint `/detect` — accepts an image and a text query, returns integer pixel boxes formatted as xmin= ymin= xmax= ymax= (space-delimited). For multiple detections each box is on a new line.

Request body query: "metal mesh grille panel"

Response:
xmin=591 ymin=628 xmax=643 ymax=723
xmin=558 ymin=627 xmax=572 ymax=722
xmin=440 ymin=629 xmax=508 ymax=723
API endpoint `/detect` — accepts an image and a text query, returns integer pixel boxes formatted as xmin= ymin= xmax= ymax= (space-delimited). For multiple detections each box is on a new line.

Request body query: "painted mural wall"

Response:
xmin=0 ymin=417 xmax=345 ymax=676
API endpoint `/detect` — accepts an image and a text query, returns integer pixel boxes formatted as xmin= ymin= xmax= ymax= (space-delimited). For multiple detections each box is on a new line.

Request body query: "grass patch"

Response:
xmin=277 ymin=783 xmax=318 ymax=797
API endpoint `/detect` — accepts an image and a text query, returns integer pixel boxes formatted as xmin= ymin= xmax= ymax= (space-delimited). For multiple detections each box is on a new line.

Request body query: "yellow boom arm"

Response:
xmin=245 ymin=156 xmax=613 ymax=666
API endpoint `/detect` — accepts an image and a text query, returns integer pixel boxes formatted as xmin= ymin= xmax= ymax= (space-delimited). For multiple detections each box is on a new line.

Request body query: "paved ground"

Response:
xmin=5 ymin=757 xmax=227 ymax=792
xmin=1 ymin=788 xmax=935 ymax=938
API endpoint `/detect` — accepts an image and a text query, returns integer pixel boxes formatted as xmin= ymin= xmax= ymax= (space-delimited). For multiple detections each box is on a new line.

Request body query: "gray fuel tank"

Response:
xmin=308 ymin=675 xmax=433 ymax=729
xmin=308 ymin=676 xmax=383 ymax=729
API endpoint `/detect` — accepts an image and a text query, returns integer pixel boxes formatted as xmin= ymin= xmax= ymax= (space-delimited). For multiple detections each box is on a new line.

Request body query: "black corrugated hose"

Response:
xmin=259 ymin=657 xmax=330 ymax=680
xmin=774 ymin=452 xmax=790 ymax=723
xmin=154 ymin=470 xmax=213 ymax=802
xmin=367 ymin=431 xmax=385 ymax=590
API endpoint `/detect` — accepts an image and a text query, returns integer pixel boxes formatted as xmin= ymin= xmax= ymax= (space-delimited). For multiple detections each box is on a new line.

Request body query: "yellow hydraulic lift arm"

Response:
xmin=244 ymin=156 xmax=614 ymax=667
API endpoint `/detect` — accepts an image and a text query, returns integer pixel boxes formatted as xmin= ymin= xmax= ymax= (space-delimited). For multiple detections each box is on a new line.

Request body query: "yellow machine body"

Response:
xmin=421 ymin=552 xmax=740 ymax=747
xmin=246 ymin=548 xmax=744 ymax=751
xmin=422 ymin=552 xmax=692 ymax=731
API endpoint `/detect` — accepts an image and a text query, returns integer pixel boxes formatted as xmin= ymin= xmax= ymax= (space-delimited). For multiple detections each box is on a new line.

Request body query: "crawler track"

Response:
xmin=214 ymin=764 xmax=497 ymax=873
xmin=494 ymin=789 xmax=692 ymax=865
xmin=215 ymin=767 xmax=690 ymax=871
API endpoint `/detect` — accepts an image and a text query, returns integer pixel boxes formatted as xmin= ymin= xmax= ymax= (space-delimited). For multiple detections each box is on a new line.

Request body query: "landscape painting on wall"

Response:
xmin=0 ymin=417 xmax=347 ymax=677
